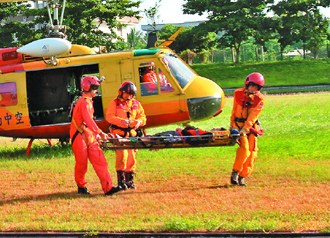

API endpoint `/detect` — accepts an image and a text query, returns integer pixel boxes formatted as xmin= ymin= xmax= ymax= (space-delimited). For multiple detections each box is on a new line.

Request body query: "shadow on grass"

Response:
xmin=0 ymin=142 xmax=72 ymax=160
xmin=0 ymin=191 xmax=102 ymax=206
xmin=117 ymin=184 xmax=232 ymax=197
xmin=0 ymin=184 xmax=233 ymax=206
xmin=0 ymin=191 xmax=75 ymax=206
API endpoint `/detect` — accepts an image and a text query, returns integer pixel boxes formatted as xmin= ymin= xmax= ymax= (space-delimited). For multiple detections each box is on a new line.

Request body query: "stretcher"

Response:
xmin=101 ymin=128 xmax=240 ymax=150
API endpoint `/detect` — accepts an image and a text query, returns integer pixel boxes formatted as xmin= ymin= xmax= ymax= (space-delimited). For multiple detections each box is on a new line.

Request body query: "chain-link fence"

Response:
xmin=192 ymin=43 xmax=329 ymax=64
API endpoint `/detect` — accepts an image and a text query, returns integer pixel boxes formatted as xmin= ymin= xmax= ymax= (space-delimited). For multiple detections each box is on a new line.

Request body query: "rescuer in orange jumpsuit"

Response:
xmin=105 ymin=81 xmax=146 ymax=190
xmin=70 ymin=76 xmax=120 ymax=196
xmin=141 ymin=62 xmax=158 ymax=94
xmin=230 ymin=72 xmax=265 ymax=186
xmin=142 ymin=62 xmax=157 ymax=85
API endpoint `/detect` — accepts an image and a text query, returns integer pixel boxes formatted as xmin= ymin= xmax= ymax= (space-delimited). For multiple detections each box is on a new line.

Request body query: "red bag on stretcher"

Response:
xmin=176 ymin=126 xmax=213 ymax=145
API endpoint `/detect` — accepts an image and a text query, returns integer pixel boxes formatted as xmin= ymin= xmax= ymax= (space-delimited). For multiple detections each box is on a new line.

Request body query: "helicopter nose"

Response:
xmin=187 ymin=95 xmax=223 ymax=120
xmin=185 ymin=76 xmax=225 ymax=121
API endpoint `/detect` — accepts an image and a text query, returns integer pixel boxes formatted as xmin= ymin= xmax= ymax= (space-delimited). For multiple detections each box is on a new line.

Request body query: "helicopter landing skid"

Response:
xmin=26 ymin=138 xmax=53 ymax=156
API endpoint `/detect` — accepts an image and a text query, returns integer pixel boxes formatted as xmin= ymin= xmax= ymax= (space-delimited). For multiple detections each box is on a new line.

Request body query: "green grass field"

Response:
xmin=0 ymin=92 xmax=329 ymax=233
xmin=191 ymin=58 xmax=330 ymax=88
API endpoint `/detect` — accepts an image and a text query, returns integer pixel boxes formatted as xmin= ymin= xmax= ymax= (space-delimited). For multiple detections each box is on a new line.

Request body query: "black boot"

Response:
xmin=105 ymin=186 xmax=121 ymax=196
xmin=77 ymin=187 xmax=90 ymax=195
xmin=238 ymin=176 xmax=247 ymax=186
xmin=230 ymin=169 xmax=239 ymax=185
xmin=125 ymin=172 xmax=136 ymax=189
xmin=116 ymin=170 xmax=127 ymax=190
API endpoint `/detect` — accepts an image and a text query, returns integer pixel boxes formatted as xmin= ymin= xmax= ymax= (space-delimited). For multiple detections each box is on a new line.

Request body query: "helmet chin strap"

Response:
xmin=118 ymin=93 xmax=129 ymax=101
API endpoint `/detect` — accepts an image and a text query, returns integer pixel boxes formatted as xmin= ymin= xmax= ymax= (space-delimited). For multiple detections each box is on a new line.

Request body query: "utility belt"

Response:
xmin=110 ymin=124 xmax=143 ymax=137
xmin=234 ymin=117 xmax=246 ymax=130
xmin=234 ymin=118 xmax=264 ymax=137
xmin=234 ymin=118 xmax=246 ymax=123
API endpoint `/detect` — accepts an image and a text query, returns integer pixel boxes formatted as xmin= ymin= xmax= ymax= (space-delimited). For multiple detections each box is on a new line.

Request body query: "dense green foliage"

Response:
xmin=1 ymin=0 xmax=328 ymax=59
xmin=0 ymin=0 xmax=141 ymax=49
xmin=182 ymin=0 xmax=329 ymax=62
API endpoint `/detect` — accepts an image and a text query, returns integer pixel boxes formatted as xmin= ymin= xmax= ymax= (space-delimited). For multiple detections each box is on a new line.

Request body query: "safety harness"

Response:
xmin=71 ymin=117 xmax=87 ymax=145
xmin=71 ymin=97 xmax=88 ymax=144
xmin=234 ymin=93 xmax=263 ymax=136
xmin=109 ymin=98 xmax=143 ymax=138
xmin=109 ymin=124 xmax=143 ymax=137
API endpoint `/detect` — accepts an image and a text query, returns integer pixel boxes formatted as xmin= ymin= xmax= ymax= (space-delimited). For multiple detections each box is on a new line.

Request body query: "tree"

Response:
xmin=327 ymin=30 xmax=330 ymax=58
xmin=157 ymin=23 xmax=217 ymax=60
xmin=143 ymin=0 xmax=161 ymax=31
xmin=126 ymin=28 xmax=147 ymax=49
xmin=0 ymin=2 xmax=36 ymax=47
xmin=252 ymin=16 xmax=277 ymax=61
xmin=143 ymin=0 xmax=161 ymax=48
xmin=157 ymin=24 xmax=193 ymax=53
xmin=183 ymin=0 xmax=273 ymax=64
xmin=271 ymin=0 xmax=330 ymax=59
xmin=188 ymin=23 xmax=217 ymax=54
xmin=180 ymin=49 xmax=197 ymax=64
xmin=0 ymin=0 xmax=141 ymax=50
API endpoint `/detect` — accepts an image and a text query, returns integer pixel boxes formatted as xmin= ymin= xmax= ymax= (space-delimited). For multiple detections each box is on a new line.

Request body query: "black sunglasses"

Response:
xmin=90 ymin=85 xmax=99 ymax=90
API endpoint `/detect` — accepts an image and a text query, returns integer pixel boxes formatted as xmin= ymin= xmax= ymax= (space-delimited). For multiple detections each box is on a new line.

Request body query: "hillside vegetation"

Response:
xmin=191 ymin=59 xmax=330 ymax=89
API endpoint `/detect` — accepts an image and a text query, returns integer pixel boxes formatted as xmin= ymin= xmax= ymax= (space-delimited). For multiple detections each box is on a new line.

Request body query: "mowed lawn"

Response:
xmin=0 ymin=92 xmax=329 ymax=233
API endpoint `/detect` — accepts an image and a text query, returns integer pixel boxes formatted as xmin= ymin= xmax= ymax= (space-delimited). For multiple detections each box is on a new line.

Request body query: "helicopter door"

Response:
xmin=133 ymin=60 xmax=186 ymax=127
xmin=0 ymin=72 xmax=30 ymax=130
xmin=119 ymin=59 xmax=136 ymax=85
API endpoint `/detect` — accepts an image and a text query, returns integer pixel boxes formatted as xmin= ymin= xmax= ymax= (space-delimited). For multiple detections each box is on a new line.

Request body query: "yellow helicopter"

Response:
xmin=0 ymin=0 xmax=226 ymax=153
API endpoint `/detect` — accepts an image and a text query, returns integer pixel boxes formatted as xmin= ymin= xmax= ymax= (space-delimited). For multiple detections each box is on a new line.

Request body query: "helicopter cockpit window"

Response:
xmin=159 ymin=58 xmax=174 ymax=93
xmin=163 ymin=54 xmax=195 ymax=89
xmin=139 ymin=62 xmax=158 ymax=96
xmin=0 ymin=82 xmax=17 ymax=107
xmin=159 ymin=68 xmax=174 ymax=93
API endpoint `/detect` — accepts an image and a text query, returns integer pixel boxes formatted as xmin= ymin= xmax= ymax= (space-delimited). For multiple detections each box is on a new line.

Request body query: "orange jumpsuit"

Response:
xmin=70 ymin=95 xmax=114 ymax=193
xmin=230 ymin=88 xmax=265 ymax=178
xmin=142 ymin=70 xmax=158 ymax=93
xmin=142 ymin=69 xmax=157 ymax=84
xmin=105 ymin=97 xmax=146 ymax=172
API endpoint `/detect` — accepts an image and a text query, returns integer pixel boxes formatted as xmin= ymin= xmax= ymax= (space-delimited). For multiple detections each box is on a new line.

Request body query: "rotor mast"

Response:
xmin=45 ymin=0 xmax=67 ymax=38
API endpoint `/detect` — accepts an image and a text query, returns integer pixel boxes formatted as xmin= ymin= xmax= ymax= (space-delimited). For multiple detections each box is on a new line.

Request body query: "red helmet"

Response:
xmin=81 ymin=76 xmax=100 ymax=92
xmin=147 ymin=62 xmax=155 ymax=70
xmin=245 ymin=72 xmax=265 ymax=88
xmin=118 ymin=81 xmax=137 ymax=96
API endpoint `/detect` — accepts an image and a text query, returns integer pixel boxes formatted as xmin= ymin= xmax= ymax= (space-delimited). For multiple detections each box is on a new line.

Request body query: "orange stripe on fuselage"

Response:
xmin=0 ymin=64 xmax=25 ymax=74
xmin=22 ymin=61 xmax=48 ymax=71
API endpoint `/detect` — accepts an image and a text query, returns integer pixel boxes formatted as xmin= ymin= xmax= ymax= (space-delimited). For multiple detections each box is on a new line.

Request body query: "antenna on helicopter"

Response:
xmin=46 ymin=0 xmax=67 ymax=39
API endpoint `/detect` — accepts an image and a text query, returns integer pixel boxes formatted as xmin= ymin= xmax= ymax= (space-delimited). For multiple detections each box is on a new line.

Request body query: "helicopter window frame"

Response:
xmin=139 ymin=62 xmax=159 ymax=96
xmin=158 ymin=67 xmax=174 ymax=93
xmin=163 ymin=53 xmax=195 ymax=89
